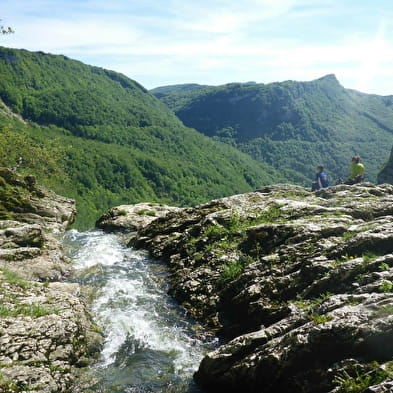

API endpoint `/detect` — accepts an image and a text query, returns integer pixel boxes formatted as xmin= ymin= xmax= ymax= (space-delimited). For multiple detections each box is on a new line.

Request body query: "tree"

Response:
xmin=0 ymin=20 xmax=14 ymax=35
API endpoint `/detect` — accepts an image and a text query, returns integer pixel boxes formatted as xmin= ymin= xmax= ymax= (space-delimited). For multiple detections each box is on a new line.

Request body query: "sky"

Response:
xmin=1 ymin=0 xmax=393 ymax=95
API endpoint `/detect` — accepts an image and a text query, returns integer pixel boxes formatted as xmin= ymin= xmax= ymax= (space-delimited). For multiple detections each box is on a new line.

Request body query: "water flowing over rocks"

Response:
xmin=107 ymin=182 xmax=393 ymax=393
xmin=0 ymin=168 xmax=101 ymax=393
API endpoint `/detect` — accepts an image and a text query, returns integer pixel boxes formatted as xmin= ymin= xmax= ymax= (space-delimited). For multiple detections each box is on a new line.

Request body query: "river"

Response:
xmin=63 ymin=229 xmax=217 ymax=393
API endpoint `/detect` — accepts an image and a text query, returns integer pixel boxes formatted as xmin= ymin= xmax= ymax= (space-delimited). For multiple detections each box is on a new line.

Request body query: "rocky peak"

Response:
xmin=316 ymin=73 xmax=340 ymax=85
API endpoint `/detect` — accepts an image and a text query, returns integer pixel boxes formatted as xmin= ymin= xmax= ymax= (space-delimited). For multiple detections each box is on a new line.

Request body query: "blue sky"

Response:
xmin=1 ymin=0 xmax=393 ymax=94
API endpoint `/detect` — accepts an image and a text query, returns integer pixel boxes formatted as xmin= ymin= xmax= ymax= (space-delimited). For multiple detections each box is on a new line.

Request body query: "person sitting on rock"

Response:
xmin=311 ymin=165 xmax=329 ymax=191
xmin=347 ymin=156 xmax=365 ymax=184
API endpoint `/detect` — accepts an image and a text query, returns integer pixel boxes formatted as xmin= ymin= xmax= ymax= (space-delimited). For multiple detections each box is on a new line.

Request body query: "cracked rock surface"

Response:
xmin=120 ymin=183 xmax=393 ymax=393
xmin=0 ymin=168 xmax=101 ymax=393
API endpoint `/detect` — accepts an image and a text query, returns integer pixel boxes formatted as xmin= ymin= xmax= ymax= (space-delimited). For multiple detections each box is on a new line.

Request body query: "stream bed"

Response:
xmin=63 ymin=229 xmax=217 ymax=393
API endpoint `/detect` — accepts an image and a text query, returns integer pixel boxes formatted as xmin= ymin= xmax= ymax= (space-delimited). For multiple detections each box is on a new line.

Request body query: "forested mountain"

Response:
xmin=152 ymin=75 xmax=393 ymax=184
xmin=378 ymin=146 xmax=393 ymax=183
xmin=150 ymin=83 xmax=210 ymax=99
xmin=0 ymin=47 xmax=282 ymax=228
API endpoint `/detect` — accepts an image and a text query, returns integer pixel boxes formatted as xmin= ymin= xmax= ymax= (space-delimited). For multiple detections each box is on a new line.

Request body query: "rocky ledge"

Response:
xmin=0 ymin=168 xmax=101 ymax=393
xmin=114 ymin=182 xmax=393 ymax=393
xmin=96 ymin=202 xmax=182 ymax=237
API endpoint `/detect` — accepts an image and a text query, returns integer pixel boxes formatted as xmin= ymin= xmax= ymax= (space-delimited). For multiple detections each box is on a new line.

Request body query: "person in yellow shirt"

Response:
xmin=348 ymin=156 xmax=365 ymax=184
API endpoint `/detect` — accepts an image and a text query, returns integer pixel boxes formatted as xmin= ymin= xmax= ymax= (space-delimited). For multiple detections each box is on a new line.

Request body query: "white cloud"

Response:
xmin=2 ymin=0 xmax=393 ymax=93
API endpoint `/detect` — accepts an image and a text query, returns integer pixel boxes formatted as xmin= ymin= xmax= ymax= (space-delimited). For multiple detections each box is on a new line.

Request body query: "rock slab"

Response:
xmin=127 ymin=183 xmax=393 ymax=393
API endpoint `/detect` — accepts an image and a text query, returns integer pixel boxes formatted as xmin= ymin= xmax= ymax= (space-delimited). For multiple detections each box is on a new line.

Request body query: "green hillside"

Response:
xmin=152 ymin=75 xmax=393 ymax=184
xmin=378 ymin=146 xmax=393 ymax=183
xmin=0 ymin=47 xmax=281 ymax=229
xmin=150 ymin=83 xmax=210 ymax=99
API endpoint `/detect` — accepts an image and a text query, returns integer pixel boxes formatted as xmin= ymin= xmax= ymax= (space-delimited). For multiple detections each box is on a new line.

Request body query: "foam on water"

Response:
xmin=63 ymin=229 xmax=215 ymax=392
xmin=66 ymin=229 xmax=125 ymax=269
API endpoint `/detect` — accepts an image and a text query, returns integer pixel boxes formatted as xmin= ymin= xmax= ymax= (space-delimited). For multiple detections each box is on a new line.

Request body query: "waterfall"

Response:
xmin=63 ymin=229 xmax=216 ymax=393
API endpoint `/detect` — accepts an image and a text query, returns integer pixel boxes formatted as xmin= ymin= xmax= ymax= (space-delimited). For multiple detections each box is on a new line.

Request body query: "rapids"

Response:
xmin=63 ymin=229 xmax=216 ymax=393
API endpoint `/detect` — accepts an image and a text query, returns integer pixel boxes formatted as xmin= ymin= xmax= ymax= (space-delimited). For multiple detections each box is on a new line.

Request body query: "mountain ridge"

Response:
xmin=151 ymin=75 xmax=393 ymax=184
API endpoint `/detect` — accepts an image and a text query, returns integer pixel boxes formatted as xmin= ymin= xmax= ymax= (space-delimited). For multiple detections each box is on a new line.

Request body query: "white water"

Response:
xmin=63 ymin=229 xmax=215 ymax=393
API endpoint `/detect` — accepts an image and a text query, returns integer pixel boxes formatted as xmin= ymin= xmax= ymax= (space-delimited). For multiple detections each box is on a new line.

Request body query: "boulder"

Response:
xmin=96 ymin=202 xmax=183 ymax=234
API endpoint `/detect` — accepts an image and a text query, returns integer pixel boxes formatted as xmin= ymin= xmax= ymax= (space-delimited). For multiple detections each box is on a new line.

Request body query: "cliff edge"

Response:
xmin=115 ymin=182 xmax=393 ymax=393
xmin=0 ymin=168 xmax=101 ymax=393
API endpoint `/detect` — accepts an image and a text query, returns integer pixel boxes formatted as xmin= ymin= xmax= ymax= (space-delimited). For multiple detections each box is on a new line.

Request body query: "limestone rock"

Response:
xmin=96 ymin=202 xmax=183 ymax=236
xmin=130 ymin=183 xmax=393 ymax=392
xmin=0 ymin=168 xmax=101 ymax=393
xmin=0 ymin=167 xmax=76 ymax=232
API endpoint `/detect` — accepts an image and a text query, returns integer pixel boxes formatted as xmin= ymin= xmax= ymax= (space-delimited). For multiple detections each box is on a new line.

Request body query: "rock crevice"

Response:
xmin=102 ymin=182 xmax=393 ymax=393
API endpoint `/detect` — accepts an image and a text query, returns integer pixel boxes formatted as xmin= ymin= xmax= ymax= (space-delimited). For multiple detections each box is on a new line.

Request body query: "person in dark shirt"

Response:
xmin=311 ymin=165 xmax=329 ymax=191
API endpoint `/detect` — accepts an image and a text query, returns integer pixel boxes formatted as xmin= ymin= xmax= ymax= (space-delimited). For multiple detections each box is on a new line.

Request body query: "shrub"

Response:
xmin=333 ymin=364 xmax=391 ymax=393
xmin=220 ymin=260 xmax=243 ymax=283
xmin=379 ymin=280 xmax=393 ymax=293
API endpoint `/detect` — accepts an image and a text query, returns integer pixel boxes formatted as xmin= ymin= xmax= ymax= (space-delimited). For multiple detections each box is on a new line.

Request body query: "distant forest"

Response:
xmin=0 ymin=47 xmax=280 ymax=228
xmin=152 ymin=75 xmax=393 ymax=185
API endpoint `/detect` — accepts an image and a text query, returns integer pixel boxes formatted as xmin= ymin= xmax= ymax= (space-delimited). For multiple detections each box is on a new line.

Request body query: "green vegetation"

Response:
xmin=333 ymin=363 xmax=393 ymax=393
xmin=373 ymin=304 xmax=393 ymax=318
xmin=220 ymin=260 xmax=245 ymax=283
xmin=362 ymin=252 xmax=380 ymax=263
xmin=0 ymin=166 xmax=44 ymax=222
xmin=309 ymin=313 xmax=333 ymax=325
xmin=331 ymin=252 xmax=384 ymax=269
xmin=0 ymin=303 xmax=60 ymax=318
xmin=150 ymin=83 xmax=210 ymax=98
xmin=330 ymin=254 xmax=354 ymax=268
xmin=342 ymin=231 xmax=357 ymax=242
xmin=378 ymin=146 xmax=393 ymax=183
xmin=152 ymin=75 xmax=393 ymax=185
xmin=2 ymin=46 xmax=393 ymax=231
xmin=0 ymin=372 xmax=18 ymax=392
xmin=201 ymin=208 xmax=287 ymax=251
xmin=137 ymin=209 xmax=156 ymax=216
xmin=256 ymin=205 xmax=285 ymax=223
xmin=0 ymin=124 xmax=66 ymax=182
xmin=185 ymin=206 xmax=292 ymax=274
xmin=1 ymin=268 xmax=32 ymax=290
xmin=183 ymin=205 xmax=296 ymax=284
xmin=0 ymin=269 xmax=61 ymax=317
xmin=294 ymin=292 xmax=332 ymax=311
xmin=195 ymin=214 xmax=247 ymax=257
xmin=379 ymin=280 xmax=393 ymax=293
xmin=0 ymin=46 xmax=281 ymax=228
xmin=294 ymin=292 xmax=335 ymax=325
xmin=379 ymin=262 xmax=390 ymax=271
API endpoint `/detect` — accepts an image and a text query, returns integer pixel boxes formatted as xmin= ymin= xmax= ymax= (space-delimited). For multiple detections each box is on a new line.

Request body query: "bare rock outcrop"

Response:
xmin=96 ymin=202 xmax=183 ymax=233
xmin=129 ymin=183 xmax=393 ymax=393
xmin=0 ymin=168 xmax=101 ymax=393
